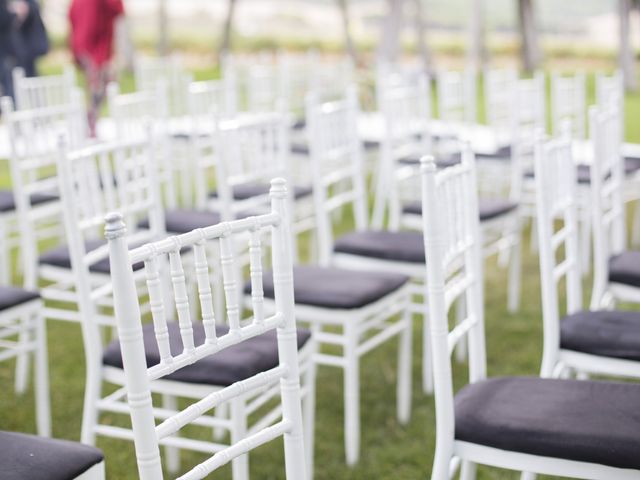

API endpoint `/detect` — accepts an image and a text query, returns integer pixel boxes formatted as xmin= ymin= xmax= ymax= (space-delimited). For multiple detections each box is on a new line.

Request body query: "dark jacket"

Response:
xmin=0 ymin=0 xmax=16 ymax=61
xmin=13 ymin=0 xmax=49 ymax=74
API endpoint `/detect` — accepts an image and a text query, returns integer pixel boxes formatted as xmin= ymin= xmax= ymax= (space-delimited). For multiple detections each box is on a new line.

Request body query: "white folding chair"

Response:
xmin=0 ymin=430 xmax=105 ymax=479
xmin=535 ymin=129 xmax=640 ymax=380
xmin=590 ymin=105 xmax=640 ymax=308
xmin=12 ymin=65 xmax=81 ymax=111
xmin=484 ymin=67 xmax=518 ymax=141
xmin=436 ymin=68 xmax=477 ymax=134
xmin=422 ymin=155 xmax=640 ymax=480
xmin=106 ymin=178 xmax=310 ymax=480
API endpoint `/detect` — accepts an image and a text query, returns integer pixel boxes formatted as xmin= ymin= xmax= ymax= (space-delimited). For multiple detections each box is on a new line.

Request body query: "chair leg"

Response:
xmin=0 ymin=219 xmax=9 ymax=285
xmin=633 ymin=200 xmax=640 ymax=247
xmin=460 ymin=460 xmax=477 ymax=480
xmin=213 ymin=402 xmax=229 ymax=441
xmin=507 ymin=226 xmax=522 ymax=313
xmin=80 ymin=363 xmax=102 ymax=445
xmin=15 ymin=313 xmax=32 ymax=395
xmin=454 ymin=298 xmax=467 ymax=364
xmin=520 ymin=472 xmax=537 ymax=480
xmin=344 ymin=323 xmax=360 ymax=466
xmin=34 ymin=312 xmax=51 ymax=437
xmin=303 ymin=346 xmax=317 ymax=480
xmin=431 ymin=443 xmax=453 ymax=480
xmin=231 ymin=397 xmax=249 ymax=480
xmin=397 ymin=309 xmax=412 ymax=424
xmin=579 ymin=211 xmax=591 ymax=276
xmin=422 ymin=311 xmax=434 ymax=394
xmin=162 ymin=395 xmax=181 ymax=473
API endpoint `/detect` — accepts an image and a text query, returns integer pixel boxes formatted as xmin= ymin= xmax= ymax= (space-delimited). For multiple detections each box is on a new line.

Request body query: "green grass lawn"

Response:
xmin=0 ymin=67 xmax=639 ymax=479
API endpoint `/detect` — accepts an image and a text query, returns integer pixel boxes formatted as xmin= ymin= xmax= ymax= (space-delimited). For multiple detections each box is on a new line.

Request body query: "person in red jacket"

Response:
xmin=69 ymin=0 xmax=124 ymax=136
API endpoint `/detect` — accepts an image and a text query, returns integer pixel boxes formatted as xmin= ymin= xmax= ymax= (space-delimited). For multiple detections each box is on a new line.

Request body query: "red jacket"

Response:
xmin=69 ymin=0 xmax=124 ymax=67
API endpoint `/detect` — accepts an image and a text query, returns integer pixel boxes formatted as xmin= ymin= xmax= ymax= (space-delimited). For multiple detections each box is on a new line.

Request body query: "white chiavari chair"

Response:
xmin=551 ymin=72 xmax=586 ymax=141
xmin=293 ymin=87 xmax=414 ymax=467
xmin=0 ymin=430 xmax=105 ymax=479
xmin=371 ymin=73 xmax=432 ymax=229
xmin=436 ymin=68 xmax=477 ymax=135
xmin=484 ymin=67 xmax=518 ymax=142
xmin=534 ymin=126 xmax=640 ymax=383
xmin=106 ymin=178 xmax=311 ymax=480
xmin=590 ymin=104 xmax=640 ymax=309
xmin=422 ymin=154 xmax=640 ymax=480
xmin=12 ymin=65 xmax=80 ymax=111
xmin=0 ymin=285 xmax=49 ymax=436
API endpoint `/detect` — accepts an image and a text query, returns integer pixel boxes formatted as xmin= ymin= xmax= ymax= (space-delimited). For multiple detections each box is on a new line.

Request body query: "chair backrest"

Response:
xmin=533 ymin=129 xmax=583 ymax=376
xmin=596 ymin=70 xmax=623 ymax=112
xmin=2 ymin=96 xmax=88 ymax=289
xmin=12 ymin=66 xmax=80 ymax=110
xmin=421 ymin=151 xmax=486 ymax=457
xmin=134 ymin=56 xmax=192 ymax=117
xmin=509 ymin=71 xmax=546 ymax=201
xmin=551 ymin=72 xmax=586 ymax=140
xmin=484 ymin=67 xmax=518 ymax=134
xmin=106 ymin=179 xmax=307 ymax=480
xmin=589 ymin=104 xmax=626 ymax=308
xmin=193 ymin=112 xmax=291 ymax=220
xmin=188 ymin=78 xmax=238 ymax=121
xmin=437 ymin=68 xmax=477 ymax=126
xmin=306 ymin=86 xmax=368 ymax=265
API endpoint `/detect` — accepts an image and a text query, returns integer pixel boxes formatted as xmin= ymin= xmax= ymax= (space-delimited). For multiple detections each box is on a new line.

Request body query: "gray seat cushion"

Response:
xmin=139 ymin=209 xmax=222 ymax=234
xmin=475 ymin=144 xmax=512 ymax=160
xmin=609 ymin=250 xmax=640 ymax=288
xmin=455 ymin=376 xmax=640 ymax=470
xmin=403 ymin=197 xmax=517 ymax=222
xmin=103 ymin=322 xmax=311 ymax=386
xmin=560 ymin=310 xmax=640 ymax=361
xmin=250 ymin=265 xmax=409 ymax=310
xmin=39 ymin=239 xmax=144 ymax=274
xmin=0 ymin=430 xmax=103 ymax=480
xmin=0 ymin=286 xmax=39 ymax=311
xmin=209 ymin=182 xmax=312 ymax=201
xmin=334 ymin=230 xmax=425 ymax=264
xmin=0 ymin=190 xmax=57 ymax=213
xmin=625 ymin=156 xmax=640 ymax=173
xmin=526 ymin=160 xmax=640 ymax=185
xmin=398 ymin=152 xmax=462 ymax=168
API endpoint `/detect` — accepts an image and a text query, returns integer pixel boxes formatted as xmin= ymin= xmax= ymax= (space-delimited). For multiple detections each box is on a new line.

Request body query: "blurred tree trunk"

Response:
xmin=517 ymin=0 xmax=541 ymax=72
xmin=468 ymin=0 xmax=487 ymax=70
xmin=378 ymin=0 xmax=404 ymax=64
xmin=412 ymin=0 xmax=433 ymax=75
xmin=620 ymin=0 xmax=638 ymax=91
xmin=219 ymin=0 xmax=238 ymax=60
xmin=157 ymin=0 xmax=169 ymax=55
xmin=337 ymin=0 xmax=359 ymax=65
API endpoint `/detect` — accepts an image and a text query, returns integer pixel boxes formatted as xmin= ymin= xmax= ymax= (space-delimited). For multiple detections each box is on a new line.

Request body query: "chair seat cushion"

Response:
xmin=0 ymin=430 xmax=103 ymax=480
xmin=209 ymin=182 xmax=312 ymax=201
xmin=0 ymin=190 xmax=57 ymax=213
xmin=560 ymin=310 xmax=640 ymax=361
xmin=0 ymin=286 xmax=39 ymax=311
xmin=475 ymin=144 xmax=512 ymax=160
xmin=334 ymin=230 xmax=425 ymax=264
xmin=609 ymin=250 xmax=640 ymax=288
xmin=403 ymin=197 xmax=517 ymax=223
xmin=139 ymin=209 xmax=222 ymax=234
xmin=248 ymin=265 xmax=409 ymax=310
xmin=455 ymin=376 xmax=640 ymax=470
xmin=625 ymin=156 xmax=640 ymax=173
xmin=103 ymin=323 xmax=311 ymax=386
xmin=39 ymin=239 xmax=144 ymax=274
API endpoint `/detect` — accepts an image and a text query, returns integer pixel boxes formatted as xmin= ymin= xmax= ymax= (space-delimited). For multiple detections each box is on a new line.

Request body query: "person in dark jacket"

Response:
xmin=13 ymin=0 xmax=49 ymax=77
xmin=0 ymin=0 xmax=30 ymax=99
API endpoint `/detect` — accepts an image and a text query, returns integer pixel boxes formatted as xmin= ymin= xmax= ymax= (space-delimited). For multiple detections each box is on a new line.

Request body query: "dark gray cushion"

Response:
xmin=139 ymin=209 xmax=222 ymax=234
xmin=0 ymin=190 xmax=57 ymax=213
xmin=398 ymin=152 xmax=462 ymax=168
xmin=291 ymin=143 xmax=309 ymax=155
xmin=39 ymin=239 xmax=144 ymax=274
xmin=560 ymin=310 xmax=640 ymax=361
xmin=334 ymin=230 xmax=425 ymax=264
xmin=0 ymin=430 xmax=103 ymax=480
xmin=403 ymin=197 xmax=517 ymax=222
xmin=625 ymin=156 xmax=640 ymax=173
xmin=103 ymin=322 xmax=311 ymax=386
xmin=0 ymin=286 xmax=39 ymax=311
xmin=249 ymin=265 xmax=409 ymax=310
xmin=609 ymin=250 xmax=640 ymax=288
xmin=527 ymin=160 xmax=640 ymax=185
xmin=475 ymin=144 xmax=512 ymax=160
xmin=209 ymin=183 xmax=312 ymax=201
xmin=455 ymin=376 xmax=640 ymax=470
